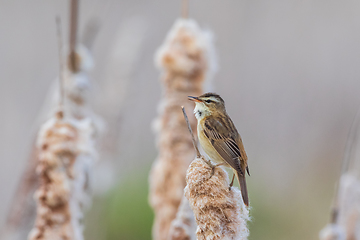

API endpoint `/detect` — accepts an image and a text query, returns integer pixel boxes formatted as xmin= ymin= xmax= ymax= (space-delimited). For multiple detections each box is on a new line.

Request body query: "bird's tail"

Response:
xmin=236 ymin=171 xmax=249 ymax=207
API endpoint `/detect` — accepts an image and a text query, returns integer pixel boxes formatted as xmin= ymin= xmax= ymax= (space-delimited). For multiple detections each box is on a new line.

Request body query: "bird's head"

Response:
xmin=188 ymin=92 xmax=226 ymax=120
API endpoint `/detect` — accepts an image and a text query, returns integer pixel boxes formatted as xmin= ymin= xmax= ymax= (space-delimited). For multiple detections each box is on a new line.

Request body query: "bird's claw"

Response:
xmin=228 ymin=173 xmax=235 ymax=191
xmin=208 ymin=162 xmax=225 ymax=179
xmin=210 ymin=166 xmax=215 ymax=179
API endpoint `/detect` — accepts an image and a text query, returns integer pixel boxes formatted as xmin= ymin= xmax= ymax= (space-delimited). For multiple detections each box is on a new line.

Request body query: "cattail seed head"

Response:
xmin=149 ymin=17 xmax=217 ymax=240
xmin=185 ymin=157 xmax=250 ymax=240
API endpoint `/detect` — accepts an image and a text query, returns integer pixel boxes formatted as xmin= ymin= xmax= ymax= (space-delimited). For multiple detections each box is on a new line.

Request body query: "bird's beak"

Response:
xmin=188 ymin=96 xmax=202 ymax=102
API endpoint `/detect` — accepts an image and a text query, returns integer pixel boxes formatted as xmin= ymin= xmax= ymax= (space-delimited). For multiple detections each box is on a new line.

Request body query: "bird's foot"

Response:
xmin=200 ymin=156 xmax=213 ymax=167
xmin=209 ymin=163 xmax=226 ymax=179
xmin=228 ymin=173 xmax=235 ymax=191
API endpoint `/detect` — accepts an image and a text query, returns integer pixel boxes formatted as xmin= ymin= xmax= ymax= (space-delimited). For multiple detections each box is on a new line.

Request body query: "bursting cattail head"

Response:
xmin=29 ymin=114 xmax=96 ymax=240
xmin=185 ymin=157 xmax=250 ymax=240
xmin=155 ymin=18 xmax=217 ymax=81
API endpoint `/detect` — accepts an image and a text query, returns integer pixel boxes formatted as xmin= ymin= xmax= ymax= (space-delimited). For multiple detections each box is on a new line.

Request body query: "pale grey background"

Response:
xmin=1 ymin=0 xmax=360 ymax=239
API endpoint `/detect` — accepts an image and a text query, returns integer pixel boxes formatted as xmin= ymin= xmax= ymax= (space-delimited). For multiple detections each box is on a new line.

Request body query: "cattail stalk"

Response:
xmin=149 ymin=18 xmax=216 ymax=240
xmin=60 ymin=11 xmax=102 ymax=211
xmin=69 ymin=0 xmax=80 ymax=73
xmin=185 ymin=157 xmax=250 ymax=240
xmin=27 ymin=7 xmax=99 ymax=239
xmin=1 ymin=1 xmax=104 ymax=236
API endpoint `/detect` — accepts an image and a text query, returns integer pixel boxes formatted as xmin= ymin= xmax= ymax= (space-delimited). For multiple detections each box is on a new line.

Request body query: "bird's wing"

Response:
xmin=203 ymin=117 xmax=245 ymax=176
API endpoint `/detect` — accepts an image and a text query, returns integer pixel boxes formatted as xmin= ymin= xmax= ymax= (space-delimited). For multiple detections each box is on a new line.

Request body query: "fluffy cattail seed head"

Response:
xmin=185 ymin=157 xmax=250 ymax=240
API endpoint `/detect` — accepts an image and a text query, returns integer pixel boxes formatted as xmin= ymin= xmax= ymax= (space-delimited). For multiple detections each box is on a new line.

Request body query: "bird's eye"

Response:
xmin=205 ymin=100 xmax=212 ymax=103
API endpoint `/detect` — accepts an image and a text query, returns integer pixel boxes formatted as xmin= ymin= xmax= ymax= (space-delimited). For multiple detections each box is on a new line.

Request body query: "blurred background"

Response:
xmin=2 ymin=0 xmax=360 ymax=239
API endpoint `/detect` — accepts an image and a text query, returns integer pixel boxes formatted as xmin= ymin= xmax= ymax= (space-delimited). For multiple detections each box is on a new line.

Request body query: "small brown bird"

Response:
xmin=188 ymin=92 xmax=250 ymax=206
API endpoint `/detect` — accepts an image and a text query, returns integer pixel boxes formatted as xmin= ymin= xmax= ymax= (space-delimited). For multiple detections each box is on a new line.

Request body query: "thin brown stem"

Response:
xmin=69 ymin=0 xmax=79 ymax=72
xmin=181 ymin=106 xmax=200 ymax=158
xmin=181 ymin=0 xmax=188 ymax=18
xmin=56 ymin=17 xmax=65 ymax=119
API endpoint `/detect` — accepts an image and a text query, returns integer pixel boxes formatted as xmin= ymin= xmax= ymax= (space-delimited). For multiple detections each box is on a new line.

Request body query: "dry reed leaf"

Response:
xmin=0 ymin=145 xmax=39 ymax=240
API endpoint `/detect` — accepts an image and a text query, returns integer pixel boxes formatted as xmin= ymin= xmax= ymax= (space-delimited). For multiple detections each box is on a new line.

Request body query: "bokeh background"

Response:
xmin=2 ymin=0 xmax=360 ymax=239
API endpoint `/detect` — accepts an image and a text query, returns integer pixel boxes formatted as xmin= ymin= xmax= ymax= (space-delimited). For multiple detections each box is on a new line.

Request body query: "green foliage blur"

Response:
xmin=85 ymin=166 xmax=153 ymax=240
xmin=85 ymin=165 xmax=332 ymax=240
